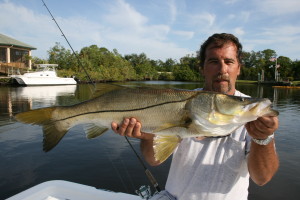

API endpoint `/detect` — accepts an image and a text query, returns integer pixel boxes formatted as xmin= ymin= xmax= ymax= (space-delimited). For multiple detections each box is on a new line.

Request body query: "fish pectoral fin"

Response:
xmin=153 ymin=135 xmax=181 ymax=163
xmin=84 ymin=124 xmax=108 ymax=139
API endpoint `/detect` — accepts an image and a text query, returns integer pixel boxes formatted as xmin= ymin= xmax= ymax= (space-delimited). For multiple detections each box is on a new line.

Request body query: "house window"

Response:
xmin=0 ymin=48 xmax=6 ymax=63
xmin=10 ymin=49 xmax=28 ymax=63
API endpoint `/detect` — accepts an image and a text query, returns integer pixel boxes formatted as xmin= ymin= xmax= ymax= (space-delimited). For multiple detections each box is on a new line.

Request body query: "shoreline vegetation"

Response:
xmin=1 ymin=76 xmax=300 ymax=87
xmin=1 ymin=43 xmax=299 ymax=86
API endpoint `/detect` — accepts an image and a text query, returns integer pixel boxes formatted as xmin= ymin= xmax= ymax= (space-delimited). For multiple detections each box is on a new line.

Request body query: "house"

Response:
xmin=0 ymin=33 xmax=36 ymax=75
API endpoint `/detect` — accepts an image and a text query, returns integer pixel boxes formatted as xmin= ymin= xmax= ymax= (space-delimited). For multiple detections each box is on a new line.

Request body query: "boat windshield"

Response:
xmin=35 ymin=64 xmax=58 ymax=72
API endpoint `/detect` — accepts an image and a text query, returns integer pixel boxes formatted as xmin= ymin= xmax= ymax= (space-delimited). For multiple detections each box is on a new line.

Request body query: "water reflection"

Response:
xmin=0 ymin=85 xmax=77 ymax=124
xmin=0 ymin=82 xmax=300 ymax=200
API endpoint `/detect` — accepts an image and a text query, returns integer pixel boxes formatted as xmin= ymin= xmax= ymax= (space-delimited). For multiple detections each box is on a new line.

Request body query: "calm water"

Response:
xmin=0 ymin=82 xmax=300 ymax=199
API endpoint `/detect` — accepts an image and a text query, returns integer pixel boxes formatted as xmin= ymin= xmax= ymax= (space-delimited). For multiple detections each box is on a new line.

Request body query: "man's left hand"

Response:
xmin=245 ymin=116 xmax=279 ymax=139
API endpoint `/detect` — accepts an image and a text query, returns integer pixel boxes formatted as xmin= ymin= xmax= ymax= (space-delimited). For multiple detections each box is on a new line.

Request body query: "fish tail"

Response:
xmin=15 ymin=107 xmax=69 ymax=152
xmin=43 ymin=122 xmax=69 ymax=152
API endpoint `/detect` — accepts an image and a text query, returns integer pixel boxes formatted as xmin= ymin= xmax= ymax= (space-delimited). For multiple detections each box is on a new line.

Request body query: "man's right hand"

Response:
xmin=111 ymin=117 xmax=161 ymax=166
xmin=111 ymin=118 xmax=153 ymax=140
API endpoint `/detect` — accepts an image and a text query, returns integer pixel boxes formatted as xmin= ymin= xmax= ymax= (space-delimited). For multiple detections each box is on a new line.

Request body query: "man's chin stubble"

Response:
xmin=212 ymin=82 xmax=231 ymax=94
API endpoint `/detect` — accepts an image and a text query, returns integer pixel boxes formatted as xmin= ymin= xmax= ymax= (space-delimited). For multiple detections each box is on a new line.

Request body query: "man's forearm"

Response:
xmin=140 ymin=136 xmax=161 ymax=166
xmin=248 ymin=140 xmax=279 ymax=186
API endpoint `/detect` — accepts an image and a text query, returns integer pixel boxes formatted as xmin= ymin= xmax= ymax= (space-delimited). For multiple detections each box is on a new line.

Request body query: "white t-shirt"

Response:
xmin=165 ymin=90 xmax=252 ymax=200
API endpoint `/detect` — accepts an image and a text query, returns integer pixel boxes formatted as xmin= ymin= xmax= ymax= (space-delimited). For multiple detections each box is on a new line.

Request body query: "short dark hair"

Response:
xmin=198 ymin=33 xmax=243 ymax=68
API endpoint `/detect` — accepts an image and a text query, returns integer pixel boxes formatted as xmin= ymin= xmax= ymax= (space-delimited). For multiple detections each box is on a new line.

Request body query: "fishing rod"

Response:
xmin=125 ymin=136 xmax=161 ymax=193
xmin=41 ymin=0 xmax=161 ymax=194
xmin=41 ymin=0 xmax=94 ymax=85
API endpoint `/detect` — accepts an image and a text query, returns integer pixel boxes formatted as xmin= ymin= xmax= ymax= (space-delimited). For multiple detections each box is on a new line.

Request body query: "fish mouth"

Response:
xmin=247 ymin=99 xmax=273 ymax=115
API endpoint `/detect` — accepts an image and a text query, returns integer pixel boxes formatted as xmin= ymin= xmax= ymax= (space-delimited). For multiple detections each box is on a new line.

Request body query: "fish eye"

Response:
xmin=240 ymin=98 xmax=245 ymax=102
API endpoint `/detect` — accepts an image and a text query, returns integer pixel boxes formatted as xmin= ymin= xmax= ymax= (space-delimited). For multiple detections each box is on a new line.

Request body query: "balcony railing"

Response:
xmin=0 ymin=62 xmax=29 ymax=75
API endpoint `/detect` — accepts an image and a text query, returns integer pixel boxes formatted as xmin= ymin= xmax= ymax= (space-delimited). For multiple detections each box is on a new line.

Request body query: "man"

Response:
xmin=111 ymin=33 xmax=279 ymax=199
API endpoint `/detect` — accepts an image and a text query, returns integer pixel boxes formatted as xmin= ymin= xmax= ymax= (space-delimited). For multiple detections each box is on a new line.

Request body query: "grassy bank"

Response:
xmin=292 ymin=81 xmax=300 ymax=86
xmin=236 ymin=80 xmax=257 ymax=84
xmin=0 ymin=77 xmax=11 ymax=85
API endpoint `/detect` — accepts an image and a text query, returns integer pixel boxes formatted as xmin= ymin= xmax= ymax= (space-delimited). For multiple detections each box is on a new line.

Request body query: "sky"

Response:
xmin=1 ymin=0 xmax=300 ymax=62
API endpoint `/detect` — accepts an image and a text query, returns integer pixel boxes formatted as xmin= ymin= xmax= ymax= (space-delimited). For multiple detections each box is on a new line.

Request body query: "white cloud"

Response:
xmin=103 ymin=0 xmax=148 ymax=30
xmin=254 ymin=0 xmax=300 ymax=15
xmin=97 ymin=0 xmax=192 ymax=60
xmin=0 ymin=1 xmax=106 ymax=58
xmin=0 ymin=0 xmax=191 ymax=61
xmin=258 ymin=25 xmax=300 ymax=51
xmin=0 ymin=1 xmax=57 ymax=57
xmin=102 ymin=0 xmax=172 ymax=40
xmin=240 ymin=11 xmax=251 ymax=23
xmin=189 ymin=12 xmax=216 ymax=28
xmin=172 ymin=30 xmax=195 ymax=40
xmin=243 ymin=25 xmax=300 ymax=59
xmin=2 ymin=0 xmax=299 ymax=61
xmin=104 ymin=30 xmax=191 ymax=60
xmin=233 ymin=27 xmax=245 ymax=36
xmin=167 ymin=0 xmax=177 ymax=24
xmin=224 ymin=0 xmax=240 ymax=5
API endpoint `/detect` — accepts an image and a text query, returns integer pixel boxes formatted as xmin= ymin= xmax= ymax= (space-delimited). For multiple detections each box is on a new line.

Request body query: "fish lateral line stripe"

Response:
xmin=54 ymin=94 xmax=198 ymax=122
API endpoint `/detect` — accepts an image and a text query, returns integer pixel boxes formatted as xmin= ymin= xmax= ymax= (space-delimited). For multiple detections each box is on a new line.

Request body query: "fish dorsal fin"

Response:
xmin=91 ymin=83 xmax=127 ymax=98
xmin=84 ymin=124 xmax=108 ymax=139
xmin=15 ymin=107 xmax=56 ymax=125
xmin=153 ymin=135 xmax=181 ymax=163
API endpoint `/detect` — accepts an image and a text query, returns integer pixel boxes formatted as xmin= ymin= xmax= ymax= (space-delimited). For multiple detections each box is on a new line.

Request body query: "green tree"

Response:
xmin=292 ymin=60 xmax=300 ymax=80
xmin=163 ymin=58 xmax=177 ymax=72
xmin=178 ymin=55 xmax=201 ymax=81
xmin=277 ymin=56 xmax=293 ymax=81
xmin=48 ymin=42 xmax=78 ymax=71
xmin=261 ymin=49 xmax=277 ymax=60
xmin=173 ymin=64 xmax=198 ymax=81
xmin=31 ymin=56 xmax=47 ymax=65
xmin=45 ymin=43 xmax=299 ymax=82
xmin=124 ymin=53 xmax=157 ymax=80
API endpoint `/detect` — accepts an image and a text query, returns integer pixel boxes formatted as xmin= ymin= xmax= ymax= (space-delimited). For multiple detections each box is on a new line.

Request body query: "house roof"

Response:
xmin=0 ymin=33 xmax=37 ymax=50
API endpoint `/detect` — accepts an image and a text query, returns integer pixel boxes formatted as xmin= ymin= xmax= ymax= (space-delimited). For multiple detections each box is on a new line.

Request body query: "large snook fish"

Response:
xmin=15 ymin=86 xmax=278 ymax=163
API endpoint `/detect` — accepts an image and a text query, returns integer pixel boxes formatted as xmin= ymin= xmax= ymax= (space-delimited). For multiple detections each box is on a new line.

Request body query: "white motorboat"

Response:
xmin=7 ymin=180 xmax=142 ymax=200
xmin=11 ymin=64 xmax=77 ymax=86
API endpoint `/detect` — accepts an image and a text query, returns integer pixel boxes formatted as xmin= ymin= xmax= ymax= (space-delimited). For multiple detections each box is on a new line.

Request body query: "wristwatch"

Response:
xmin=252 ymin=133 xmax=274 ymax=145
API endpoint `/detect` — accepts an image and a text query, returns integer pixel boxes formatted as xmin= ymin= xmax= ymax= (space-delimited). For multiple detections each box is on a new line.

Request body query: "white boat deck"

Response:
xmin=7 ymin=180 xmax=141 ymax=200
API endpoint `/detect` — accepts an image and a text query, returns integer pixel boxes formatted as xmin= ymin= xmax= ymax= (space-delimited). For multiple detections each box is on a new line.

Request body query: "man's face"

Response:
xmin=202 ymin=42 xmax=240 ymax=95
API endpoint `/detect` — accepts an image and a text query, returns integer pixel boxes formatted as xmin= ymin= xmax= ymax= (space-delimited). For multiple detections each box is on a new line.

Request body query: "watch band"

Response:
xmin=252 ymin=133 xmax=274 ymax=145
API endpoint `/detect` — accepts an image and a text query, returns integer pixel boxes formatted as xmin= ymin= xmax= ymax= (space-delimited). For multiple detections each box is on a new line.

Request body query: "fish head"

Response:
xmin=214 ymin=94 xmax=279 ymax=123
xmin=186 ymin=91 xmax=279 ymax=137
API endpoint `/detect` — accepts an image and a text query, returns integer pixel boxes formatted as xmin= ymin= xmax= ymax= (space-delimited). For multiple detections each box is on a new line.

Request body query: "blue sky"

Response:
xmin=1 ymin=0 xmax=300 ymax=61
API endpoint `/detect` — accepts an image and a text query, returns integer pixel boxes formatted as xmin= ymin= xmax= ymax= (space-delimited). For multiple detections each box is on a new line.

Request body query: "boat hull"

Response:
xmin=13 ymin=76 xmax=77 ymax=86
